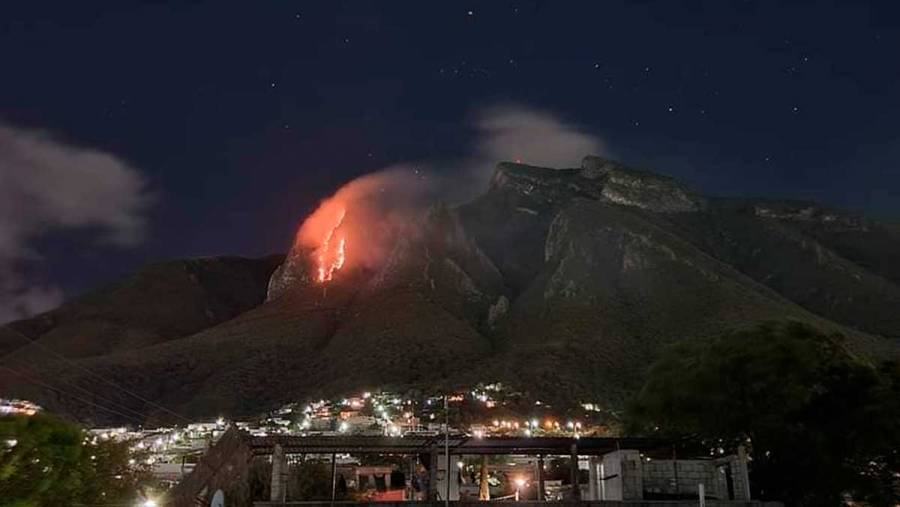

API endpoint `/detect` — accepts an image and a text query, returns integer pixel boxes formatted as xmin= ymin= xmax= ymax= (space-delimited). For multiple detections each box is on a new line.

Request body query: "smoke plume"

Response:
xmin=473 ymin=104 xmax=605 ymax=170
xmin=292 ymin=104 xmax=605 ymax=282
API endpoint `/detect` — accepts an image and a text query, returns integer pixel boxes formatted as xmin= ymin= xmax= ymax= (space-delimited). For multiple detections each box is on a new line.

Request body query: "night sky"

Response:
xmin=2 ymin=1 xmax=899 ymax=318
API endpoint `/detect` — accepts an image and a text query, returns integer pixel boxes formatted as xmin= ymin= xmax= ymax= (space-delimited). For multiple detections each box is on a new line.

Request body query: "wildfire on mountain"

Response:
xmin=297 ymin=196 xmax=350 ymax=284
xmin=294 ymin=166 xmax=428 ymax=284
xmin=316 ymin=208 xmax=346 ymax=283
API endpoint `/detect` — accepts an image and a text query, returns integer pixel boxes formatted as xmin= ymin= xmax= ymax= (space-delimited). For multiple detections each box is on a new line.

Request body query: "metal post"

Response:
xmin=429 ymin=449 xmax=438 ymax=500
xmin=409 ymin=454 xmax=417 ymax=500
xmin=330 ymin=452 xmax=337 ymax=506
xmin=444 ymin=394 xmax=450 ymax=507
xmin=569 ymin=442 xmax=580 ymax=500
xmin=699 ymin=483 xmax=706 ymax=507
xmin=537 ymin=454 xmax=545 ymax=501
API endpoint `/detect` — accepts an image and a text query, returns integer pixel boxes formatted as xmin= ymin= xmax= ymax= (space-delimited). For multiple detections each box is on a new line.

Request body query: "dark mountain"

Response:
xmin=0 ymin=256 xmax=282 ymax=421
xmin=1 ymin=255 xmax=283 ymax=357
xmin=2 ymin=156 xmax=898 ymax=424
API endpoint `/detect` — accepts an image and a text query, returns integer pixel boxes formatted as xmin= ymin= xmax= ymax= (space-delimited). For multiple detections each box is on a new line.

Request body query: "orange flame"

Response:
xmin=315 ymin=208 xmax=347 ymax=283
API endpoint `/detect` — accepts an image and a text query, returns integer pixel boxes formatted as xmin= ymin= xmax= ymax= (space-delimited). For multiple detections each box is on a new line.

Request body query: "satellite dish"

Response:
xmin=210 ymin=489 xmax=225 ymax=507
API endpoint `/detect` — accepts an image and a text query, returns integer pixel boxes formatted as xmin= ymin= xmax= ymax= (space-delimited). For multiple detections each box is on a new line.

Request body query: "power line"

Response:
xmin=1 ymin=366 xmax=146 ymax=425
xmin=3 ymin=327 xmax=191 ymax=423
xmin=5 ymin=357 xmax=153 ymax=423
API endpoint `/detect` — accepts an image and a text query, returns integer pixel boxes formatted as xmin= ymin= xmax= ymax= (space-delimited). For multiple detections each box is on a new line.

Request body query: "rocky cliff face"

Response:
xmin=581 ymin=155 xmax=705 ymax=212
xmin=487 ymin=156 xmax=704 ymax=214
xmin=2 ymin=155 xmax=898 ymax=424
xmin=266 ymin=244 xmax=313 ymax=301
xmin=751 ymin=200 xmax=869 ymax=230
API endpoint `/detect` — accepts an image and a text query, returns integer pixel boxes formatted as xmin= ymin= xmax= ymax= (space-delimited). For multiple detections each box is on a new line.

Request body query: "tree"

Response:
xmin=626 ymin=320 xmax=900 ymax=506
xmin=0 ymin=413 xmax=151 ymax=507
xmin=286 ymin=459 xmax=332 ymax=500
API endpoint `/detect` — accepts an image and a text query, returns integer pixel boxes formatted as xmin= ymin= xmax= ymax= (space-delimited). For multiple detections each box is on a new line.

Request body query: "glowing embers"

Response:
xmin=315 ymin=208 xmax=347 ymax=283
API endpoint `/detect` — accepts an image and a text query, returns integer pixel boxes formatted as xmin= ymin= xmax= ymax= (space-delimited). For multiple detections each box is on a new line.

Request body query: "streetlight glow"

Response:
xmin=514 ymin=477 xmax=526 ymax=501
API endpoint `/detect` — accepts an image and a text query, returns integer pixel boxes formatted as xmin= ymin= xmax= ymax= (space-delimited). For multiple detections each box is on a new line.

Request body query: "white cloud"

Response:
xmin=0 ymin=123 xmax=150 ymax=323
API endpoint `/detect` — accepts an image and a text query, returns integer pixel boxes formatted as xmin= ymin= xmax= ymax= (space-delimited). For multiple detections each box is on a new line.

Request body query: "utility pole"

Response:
xmin=444 ymin=394 xmax=450 ymax=507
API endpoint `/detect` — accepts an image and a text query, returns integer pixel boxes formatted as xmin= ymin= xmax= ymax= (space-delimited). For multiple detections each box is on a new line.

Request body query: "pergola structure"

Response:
xmin=170 ymin=429 xmax=728 ymax=506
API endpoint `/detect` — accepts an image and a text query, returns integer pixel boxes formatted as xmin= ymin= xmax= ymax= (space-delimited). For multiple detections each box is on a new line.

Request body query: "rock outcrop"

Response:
xmin=581 ymin=155 xmax=705 ymax=212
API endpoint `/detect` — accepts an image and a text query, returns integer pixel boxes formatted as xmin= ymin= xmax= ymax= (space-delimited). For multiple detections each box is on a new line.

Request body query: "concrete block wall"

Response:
xmin=709 ymin=448 xmax=751 ymax=501
xmin=590 ymin=448 xmax=752 ymax=502
xmin=642 ymin=459 xmax=719 ymax=497
xmin=599 ymin=450 xmax=643 ymax=500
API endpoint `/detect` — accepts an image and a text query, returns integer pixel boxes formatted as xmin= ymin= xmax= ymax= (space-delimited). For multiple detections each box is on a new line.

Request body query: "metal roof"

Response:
xmin=244 ymin=434 xmax=703 ymax=458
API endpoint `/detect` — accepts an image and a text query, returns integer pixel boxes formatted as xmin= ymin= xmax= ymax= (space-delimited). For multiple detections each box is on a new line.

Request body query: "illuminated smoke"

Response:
xmin=291 ymin=104 xmax=606 ymax=284
xmin=294 ymin=166 xmax=427 ymax=284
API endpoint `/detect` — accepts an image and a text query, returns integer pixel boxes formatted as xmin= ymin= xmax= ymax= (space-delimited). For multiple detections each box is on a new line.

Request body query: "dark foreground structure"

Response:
xmin=171 ymin=428 xmax=776 ymax=506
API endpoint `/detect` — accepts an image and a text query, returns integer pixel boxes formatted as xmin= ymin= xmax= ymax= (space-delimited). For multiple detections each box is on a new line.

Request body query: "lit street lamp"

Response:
xmin=514 ymin=477 xmax=526 ymax=501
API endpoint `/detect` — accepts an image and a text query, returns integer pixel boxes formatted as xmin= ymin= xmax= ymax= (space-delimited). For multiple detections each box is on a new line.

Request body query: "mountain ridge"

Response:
xmin=2 ymin=156 xmax=898 ymax=424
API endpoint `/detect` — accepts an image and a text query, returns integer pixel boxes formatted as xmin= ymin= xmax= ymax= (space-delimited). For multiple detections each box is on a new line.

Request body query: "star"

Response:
xmin=467 ymin=10 xmax=474 ymax=16
xmin=667 ymin=106 xmax=675 ymax=113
